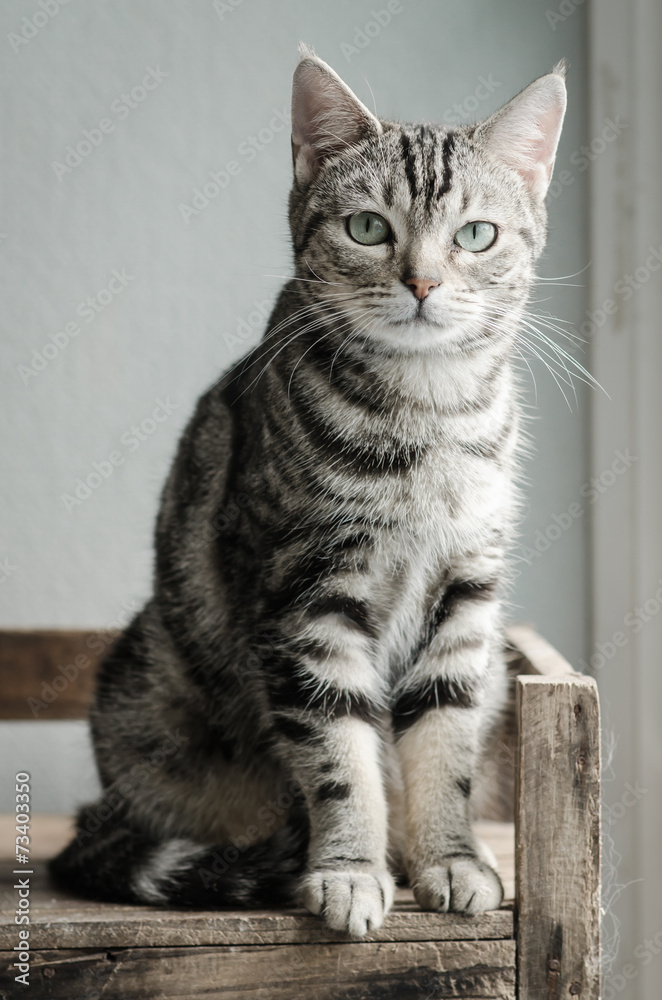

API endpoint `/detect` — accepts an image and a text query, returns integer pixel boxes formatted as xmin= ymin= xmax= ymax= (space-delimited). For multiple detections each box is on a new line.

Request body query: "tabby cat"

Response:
xmin=50 ymin=47 xmax=567 ymax=937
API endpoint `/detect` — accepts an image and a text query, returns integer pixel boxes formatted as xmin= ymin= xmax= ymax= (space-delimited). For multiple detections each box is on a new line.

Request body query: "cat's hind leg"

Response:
xmin=49 ymin=796 xmax=309 ymax=908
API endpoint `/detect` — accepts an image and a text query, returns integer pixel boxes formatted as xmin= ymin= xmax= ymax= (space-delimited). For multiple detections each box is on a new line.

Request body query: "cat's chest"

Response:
xmin=321 ymin=435 xmax=515 ymax=550
xmin=330 ymin=443 xmax=515 ymax=665
xmin=304 ymin=364 xmax=518 ymax=545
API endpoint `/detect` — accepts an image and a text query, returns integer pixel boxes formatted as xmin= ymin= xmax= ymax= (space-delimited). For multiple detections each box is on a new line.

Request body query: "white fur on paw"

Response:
xmin=301 ymin=869 xmax=395 ymax=937
xmin=413 ymin=857 xmax=503 ymax=914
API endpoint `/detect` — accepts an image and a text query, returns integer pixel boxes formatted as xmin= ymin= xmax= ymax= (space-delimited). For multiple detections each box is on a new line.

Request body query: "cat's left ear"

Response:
xmin=291 ymin=44 xmax=382 ymax=185
xmin=475 ymin=62 xmax=567 ymax=202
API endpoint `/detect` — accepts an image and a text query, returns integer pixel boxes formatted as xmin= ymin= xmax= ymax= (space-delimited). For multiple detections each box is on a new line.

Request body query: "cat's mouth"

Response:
xmin=386 ymin=311 xmax=446 ymax=329
xmin=382 ymin=293 xmax=450 ymax=330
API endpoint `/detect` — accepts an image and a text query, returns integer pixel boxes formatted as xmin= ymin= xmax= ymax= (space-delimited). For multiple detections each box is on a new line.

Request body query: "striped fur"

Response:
xmin=50 ymin=49 xmax=567 ymax=936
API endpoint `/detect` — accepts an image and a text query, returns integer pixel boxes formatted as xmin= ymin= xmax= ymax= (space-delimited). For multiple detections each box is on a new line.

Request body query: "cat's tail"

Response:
xmin=48 ymin=800 xmax=309 ymax=908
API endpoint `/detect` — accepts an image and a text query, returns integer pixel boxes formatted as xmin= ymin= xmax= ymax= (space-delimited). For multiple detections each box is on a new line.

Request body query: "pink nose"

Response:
xmin=405 ymin=277 xmax=440 ymax=300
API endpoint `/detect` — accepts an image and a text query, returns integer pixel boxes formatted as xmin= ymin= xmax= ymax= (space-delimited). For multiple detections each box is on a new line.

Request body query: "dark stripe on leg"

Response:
xmin=307 ymin=594 xmax=377 ymax=639
xmin=273 ymin=715 xmax=317 ymax=742
xmin=326 ymin=855 xmax=373 ymax=865
xmin=393 ymin=677 xmax=476 ymax=733
xmin=427 ymin=580 xmax=497 ymax=640
xmin=404 ymin=580 xmax=496 ymax=667
xmin=456 ymin=777 xmax=472 ymax=798
xmin=316 ymin=781 xmax=351 ymax=804
xmin=269 ymin=668 xmax=379 ymax=724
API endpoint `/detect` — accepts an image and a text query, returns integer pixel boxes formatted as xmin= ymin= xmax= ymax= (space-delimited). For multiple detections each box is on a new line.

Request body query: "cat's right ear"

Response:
xmin=291 ymin=44 xmax=382 ymax=185
xmin=475 ymin=63 xmax=568 ymax=203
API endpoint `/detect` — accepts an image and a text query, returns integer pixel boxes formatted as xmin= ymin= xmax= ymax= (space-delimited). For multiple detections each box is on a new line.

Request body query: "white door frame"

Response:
xmin=588 ymin=1 xmax=662 ymax=994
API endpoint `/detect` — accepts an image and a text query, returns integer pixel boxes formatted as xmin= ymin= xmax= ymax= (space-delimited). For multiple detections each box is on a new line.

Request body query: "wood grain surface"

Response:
xmin=516 ymin=674 xmax=601 ymax=999
xmin=0 ymin=940 xmax=517 ymax=1000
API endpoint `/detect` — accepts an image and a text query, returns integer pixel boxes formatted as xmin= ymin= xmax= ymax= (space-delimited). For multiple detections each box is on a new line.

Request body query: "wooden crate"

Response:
xmin=0 ymin=626 xmax=600 ymax=999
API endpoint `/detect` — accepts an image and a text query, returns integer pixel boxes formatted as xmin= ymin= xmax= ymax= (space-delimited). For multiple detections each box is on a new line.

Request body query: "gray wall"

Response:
xmin=0 ymin=0 xmax=588 ymax=811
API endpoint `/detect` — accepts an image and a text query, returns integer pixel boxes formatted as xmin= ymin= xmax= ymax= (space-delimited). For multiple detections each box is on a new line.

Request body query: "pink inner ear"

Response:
xmin=483 ymin=75 xmax=566 ymax=200
xmin=292 ymin=66 xmax=329 ymax=150
xmin=529 ymin=101 xmax=566 ymax=183
xmin=293 ymin=67 xmax=365 ymax=153
xmin=291 ymin=59 xmax=381 ymax=183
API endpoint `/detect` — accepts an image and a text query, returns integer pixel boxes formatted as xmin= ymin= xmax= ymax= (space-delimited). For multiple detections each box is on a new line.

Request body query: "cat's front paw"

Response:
xmin=412 ymin=857 xmax=503 ymax=915
xmin=301 ymin=868 xmax=395 ymax=937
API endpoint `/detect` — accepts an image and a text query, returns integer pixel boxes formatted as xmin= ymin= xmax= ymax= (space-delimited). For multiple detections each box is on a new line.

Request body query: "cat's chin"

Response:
xmin=363 ymin=317 xmax=471 ymax=356
xmin=386 ymin=315 xmax=447 ymax=329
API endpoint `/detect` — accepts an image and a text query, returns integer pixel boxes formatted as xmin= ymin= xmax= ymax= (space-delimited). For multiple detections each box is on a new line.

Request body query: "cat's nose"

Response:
xmin=405 ymin=276 xmax=440 ymax=300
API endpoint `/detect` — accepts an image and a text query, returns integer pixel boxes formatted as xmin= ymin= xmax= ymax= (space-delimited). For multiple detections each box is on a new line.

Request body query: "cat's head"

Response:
xmin=289 ymin=46 xmax=566 ymax=357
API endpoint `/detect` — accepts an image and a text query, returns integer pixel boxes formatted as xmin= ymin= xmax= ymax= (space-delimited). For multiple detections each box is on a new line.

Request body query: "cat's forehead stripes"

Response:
xmin=399 ymin=130 xmax=418 ymax=201
xmin=397 ymin=125 xmax=457 ymax=211
xmin=438 ymin=131 xmax=455 ymax=201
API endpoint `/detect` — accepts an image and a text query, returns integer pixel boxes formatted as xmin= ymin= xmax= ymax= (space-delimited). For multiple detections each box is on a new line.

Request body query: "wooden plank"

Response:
xmin=0 ymin=940 xmax=516 ymax=999
xmin=0 ymin=816 xmax=514 ymax=949
xmin=516 ymin=675 xmax=601 ymax=999
xmin=0 ymin=629 xmax=114 ymax=720
xmin=0 ymin=867 xmax=514 ymax=951
xmin=506 ymin=624 xmax=576 ymax=677
xmin=0 ymin=896 xmax=514 ymax=950
xmin=0 ymin=816 xmax=514 ymax=948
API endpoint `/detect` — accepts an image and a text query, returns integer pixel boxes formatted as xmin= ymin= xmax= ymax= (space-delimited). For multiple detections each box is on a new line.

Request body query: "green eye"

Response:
xmin=347 ymin=212 xmax=391 ymax=246
xmin=454 ymin=221 xmax=498 ymax=252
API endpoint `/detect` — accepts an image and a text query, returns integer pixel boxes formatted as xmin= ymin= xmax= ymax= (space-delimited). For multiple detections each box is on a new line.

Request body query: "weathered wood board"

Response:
xmin=516 ymin=674 xmax=601 ymax=999
xmin=0 ymin=819 xmax=514 ymax=950
xmin=0 ymin=868 xmax=514 ymax=950
xmin=0 ymin=629 xmax=109 ymax=720
xmin=0 ymin=940 xmax=516 ymax=1000
xmin=0 ymin=816 xmax=515 ymax=997
xmin=0 ymin=816 xmax=515 ymax=944
xmin=506 ymin=625 xmax=575 ymax=677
